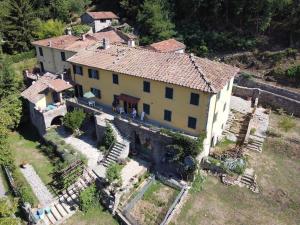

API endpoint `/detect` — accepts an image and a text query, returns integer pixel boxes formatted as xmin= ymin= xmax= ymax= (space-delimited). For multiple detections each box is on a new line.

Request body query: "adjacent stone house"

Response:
xmin=81 ymin=11 xmax=119 ymax=32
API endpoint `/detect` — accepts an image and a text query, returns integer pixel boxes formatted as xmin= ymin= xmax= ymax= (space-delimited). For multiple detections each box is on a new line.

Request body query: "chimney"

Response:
xmin=48 ymin=41 xmax=52 ymax=47
xmin=81 ymin=34 xmax=86 ymax=41
xmin=128 ymin=39 xmax=135 ymax=47
xmin=66 ymin=27 xmax=72 ymax=35
xmin=103 ymin=38 xmax=110 ymax=49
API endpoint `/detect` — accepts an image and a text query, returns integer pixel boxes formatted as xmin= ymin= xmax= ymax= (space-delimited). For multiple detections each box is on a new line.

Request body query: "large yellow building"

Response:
xmin=67 ymin=44 xmax=239 ymax=155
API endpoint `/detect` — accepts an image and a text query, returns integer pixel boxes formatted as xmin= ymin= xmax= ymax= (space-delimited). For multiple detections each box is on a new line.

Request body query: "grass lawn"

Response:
xmin=11 ymin=58 xmax=37 ymax=78
xmin=130 ymin=180 xmax=179 ymax=225
xmin=172 ymin=112 xmax=300 ymax=225
xmin=63 ymin=204 xmax=118 ymax=225
xmin=8 ymin=124 xmax=54 ymax=185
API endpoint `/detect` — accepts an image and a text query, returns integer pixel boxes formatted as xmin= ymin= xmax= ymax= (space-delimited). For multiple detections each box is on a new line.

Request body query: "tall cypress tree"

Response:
xmin=3 ymin=0 xmax=36 ymax=54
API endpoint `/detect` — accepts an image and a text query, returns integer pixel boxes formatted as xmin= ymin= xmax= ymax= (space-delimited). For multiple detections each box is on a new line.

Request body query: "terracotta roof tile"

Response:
xmin=21 ymin=73 xmax=73 ymax=103
xmin=31 ymin=31 xmax=127 ymax=52
xmin=67 ymin=45 xmax=239 ymax=93
xmin=86 ymin=11 xmax=119 ymax=20
xmin=148 ymin=39 xmax=186 ymax=53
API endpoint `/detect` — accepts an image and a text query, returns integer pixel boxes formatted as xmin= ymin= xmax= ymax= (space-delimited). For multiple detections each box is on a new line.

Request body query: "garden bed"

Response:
xmin=127 ymin=179 xmax=180 ymax=225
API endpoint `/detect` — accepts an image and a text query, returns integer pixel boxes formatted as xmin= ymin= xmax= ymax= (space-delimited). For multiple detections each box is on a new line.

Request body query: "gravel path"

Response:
xmin=57 ymin=127 xmax=106 ymax=178
xmin=20 ymin=165 xmax=54 ymax=206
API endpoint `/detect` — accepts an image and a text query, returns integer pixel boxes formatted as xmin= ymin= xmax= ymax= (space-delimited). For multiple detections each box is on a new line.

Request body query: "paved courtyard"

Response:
xmin=20 ymin=165 xmax=54 ymax=206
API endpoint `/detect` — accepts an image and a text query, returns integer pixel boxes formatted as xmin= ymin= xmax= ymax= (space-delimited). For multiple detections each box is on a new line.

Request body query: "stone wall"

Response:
xmin=113 ymin=117 xmax=173 ymax=166
xmin=236 ymin=77 xmax=300 ymax=101
xmin=233 ymin=85 xmax=300 ymax=116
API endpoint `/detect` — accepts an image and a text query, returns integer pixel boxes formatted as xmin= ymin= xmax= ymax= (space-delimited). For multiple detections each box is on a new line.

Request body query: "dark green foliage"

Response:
xmin=106 ymin=163 xmax=122 ymax=185
xmin=71 ymin=24 xmax=91 ymax=36
xmin=137 ymin=0 xmax=176 ymax=45
xmin=79 ymin=184 xmax=98 ymax=212
xmin=6 ymin=50 xmax=35 ymax=64
xmin=286 ymin=65 xmax=300 ymax=79
xmin=63 ymin=109 xmax=86 ymax=133
xmin=101 ymin=123 xmax=116 ymax=150
xmin=2 ymin=0 xmax=36 ymax=54
xmin=19 ymin=186 xmax=35 ymax=205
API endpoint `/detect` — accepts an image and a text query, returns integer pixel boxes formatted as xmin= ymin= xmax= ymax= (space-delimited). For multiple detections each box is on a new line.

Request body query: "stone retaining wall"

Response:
xmin=233 ymin=85 xmax=300 ymax=117
xmin=236 ymin=77 xmax=300 ymax=101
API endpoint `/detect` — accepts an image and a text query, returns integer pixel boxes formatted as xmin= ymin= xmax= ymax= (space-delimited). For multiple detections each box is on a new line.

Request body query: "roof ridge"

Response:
xmin=189 ymin=53 xmax=215 ymax=93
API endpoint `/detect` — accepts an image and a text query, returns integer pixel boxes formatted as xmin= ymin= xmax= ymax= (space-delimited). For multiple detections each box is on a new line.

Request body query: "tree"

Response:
xmin=101 ymin=123 xmax=116 ymax=150
xmin=106 ymin=163 xmax=122 ymax=186
xmin=137 ymin=0 xmax=176 ymax=45
xmin=71 ymin=24 xmax=91 ymax=36
xmin=63 ymin=109 xmax=86 ymax=134
xmin=78 ymin=184 xmax=98 ymax=212
xmin=2 ymin=0 xmax=36 ymax=54
xmin=0 ymin=198 xmax=20 ymax=225
xmin=34 ymin=19 xmax=66 ymax=39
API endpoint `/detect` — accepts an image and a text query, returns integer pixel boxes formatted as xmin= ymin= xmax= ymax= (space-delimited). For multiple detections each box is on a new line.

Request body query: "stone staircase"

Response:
xmin=102 ymin=141 xmax=127 ymax=167
xmin=239 ymin=168 xmax=259 ymax=193
xmin=223 ymin=112 xmax=250 ymax=143
xmin=100 ymin=120 xmax=130 ymax=168
xmin=246 ymin=135 xmax=264 ymax=152
xmin=38 ymin=169 xmax=97 ymax=225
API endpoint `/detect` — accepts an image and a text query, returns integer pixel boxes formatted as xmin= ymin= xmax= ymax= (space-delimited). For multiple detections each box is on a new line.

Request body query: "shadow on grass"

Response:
xmin=17 ymin=121 xmax=41 ymax=143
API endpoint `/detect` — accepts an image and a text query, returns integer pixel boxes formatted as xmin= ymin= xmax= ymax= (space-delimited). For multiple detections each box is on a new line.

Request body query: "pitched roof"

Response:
xmin=86 ymin=11 xmax=119 ymax=20
xmin=31 ymin=31 xmax=127 ymax=52
xmin=148 ymin=39 xmax=186 ymax=53
xmin=21 ymin=73 xmax=72 ymax=103
xmin=67 ymin=45 xmax=239 ymax=93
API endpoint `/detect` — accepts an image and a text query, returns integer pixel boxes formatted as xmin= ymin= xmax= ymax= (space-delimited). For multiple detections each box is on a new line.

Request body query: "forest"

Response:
xmin=0 ymin=0 xmax=299 ymax=56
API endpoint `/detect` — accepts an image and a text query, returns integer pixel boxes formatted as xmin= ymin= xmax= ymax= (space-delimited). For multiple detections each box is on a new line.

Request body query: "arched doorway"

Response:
xmin=51 ymin=116 xmax=64 ymax=126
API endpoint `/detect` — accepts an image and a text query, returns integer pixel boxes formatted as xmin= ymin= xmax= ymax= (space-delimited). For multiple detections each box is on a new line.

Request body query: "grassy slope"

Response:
xmin=64 ymin=204 xmax=118 ymax=225
xmin=172 ymin=113 xmax=300 ymax=225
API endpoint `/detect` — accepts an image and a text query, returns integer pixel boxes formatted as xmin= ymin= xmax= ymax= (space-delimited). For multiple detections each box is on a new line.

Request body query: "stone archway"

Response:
xmin=50 ymin=115 xmax=64 ymax=126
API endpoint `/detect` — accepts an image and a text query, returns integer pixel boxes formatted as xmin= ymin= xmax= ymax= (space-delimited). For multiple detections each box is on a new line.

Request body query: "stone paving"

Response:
xmin=57 ymin=127 xmax=106 ymax=178
xmin=230 ymin=96 xmax=252 ymax=114
xmin=20 ymin=165 xmax=54 ymax=206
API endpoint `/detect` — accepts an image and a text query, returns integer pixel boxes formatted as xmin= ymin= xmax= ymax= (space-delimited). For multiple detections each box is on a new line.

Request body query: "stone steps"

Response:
xmin=38 ymin=169 xmax=96 ymax=225
xmin=101 ymin=141 xmax=126 ymax=167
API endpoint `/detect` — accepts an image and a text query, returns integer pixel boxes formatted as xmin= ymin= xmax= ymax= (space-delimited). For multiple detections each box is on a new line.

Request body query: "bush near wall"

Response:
xmin=6 ymin=50 xmax=35 ymax=64
xmin=44 ymin=129 xmax=87 ymax=165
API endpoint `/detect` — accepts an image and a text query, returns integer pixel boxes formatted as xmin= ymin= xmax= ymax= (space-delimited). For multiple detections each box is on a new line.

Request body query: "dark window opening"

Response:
xmin=61 ymin=52 xmax=66 ymax=61
xmin=190 ymin=93 xmax=199 ymax=105
xmin=113 ymin=74 xmax=119 ymax=84
xmin=39 ymin=47 xmax=43 ymax=56
xmin=88 ymin=69 xmax=99 ymax=79
xmin=143 ymin=103 xmax=150 ymax=115
xmin=143 ymin=81 xmax=150 ymax=93
xmin=188 ymin=117 xmax=197 ymax=129
xmin=164 ymin=110 xmax=172 ymax=122
xmin=73 ymin=65 xmax=83 ymax=75
xmin=165 ymin=87 xmax=173 ymax=99
xmin=40 ymin=62 xmax=45 ymax=73
xmin=91 ymin=88 xmax=101 ymax=99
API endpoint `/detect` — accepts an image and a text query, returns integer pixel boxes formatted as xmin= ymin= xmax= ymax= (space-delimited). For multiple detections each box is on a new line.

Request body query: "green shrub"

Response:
xmin=63 ymin=109 xmax=86 ymax=134
xmin=101 ymin=123 xmax=116 ymax=150
xmin=278 ymin=116 xmax=296 ymax=132
xmin=106 ymin=163 xmax=122 ymax=185
xmin=190 ymin=170 xmax=206 ymax=193
xmin=250 ymin=128 xmax=256 ymax=135
xmin=240 ymin=72 xmax=253 ymax=79
xmin=79 ymin=184 xmax=98 ymax=212
xmin=71 ymin=24 xmax=91 ymax=36
xmin=286 ymin=65 xmax=300 ymax=79
xmin=6 ymin=50 xmax=35 ymax=63
xmin=19 ymin=186 xmax=35 ymax=205
xmin=266 ymin=129 xmax=282 ymax=138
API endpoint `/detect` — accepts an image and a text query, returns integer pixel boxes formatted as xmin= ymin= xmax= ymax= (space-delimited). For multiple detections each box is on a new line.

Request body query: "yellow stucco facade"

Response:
xmin=35 ymin=90 xmax=55 ymax=110
xmin=71 ymin=64 xmax=234 ymax=147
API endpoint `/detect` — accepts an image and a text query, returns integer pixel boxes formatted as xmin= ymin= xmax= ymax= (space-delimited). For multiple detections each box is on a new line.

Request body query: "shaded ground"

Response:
xmin=130 ymin=180 xmax=179 ymax=225
xmin=63 ymin=204 xmax=118 ymax=225
xmin=172 ymin=112 xmax=300 ymax=225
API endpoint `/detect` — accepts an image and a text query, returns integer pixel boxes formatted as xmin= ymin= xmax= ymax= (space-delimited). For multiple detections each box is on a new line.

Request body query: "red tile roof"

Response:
xmin=86 ymin=11 xmax=119 ymax=20
xmin=67 ymin=45 xmax=239 ymax=93
xmin=31 ymin=31 xmax=127 ymax=52
xmin=21 ymin=73 xmax=73 ymax=103
xmin=148 ymin=39 xmax=186 ymax=53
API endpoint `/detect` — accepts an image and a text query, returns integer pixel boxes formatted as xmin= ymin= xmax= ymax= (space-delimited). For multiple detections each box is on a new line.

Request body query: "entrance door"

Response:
xmin=40 ymin=62 xmax=45 ymax=73
xmin=75 ymin=85 xmax=83 ymax=97
xmin=123 ymin=101 xmax=128 ymax=113
xmin=52 ymin=92 xmax=60 ymax=103
xmin=123 ymin=101 xmax=138 ymax=114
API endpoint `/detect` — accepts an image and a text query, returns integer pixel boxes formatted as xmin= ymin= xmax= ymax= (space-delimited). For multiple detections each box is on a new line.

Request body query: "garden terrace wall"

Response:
xmin=235 ymin=77 xmax=300 ymax=101
xmin=233 ymin=85 xmax=300 ymax=117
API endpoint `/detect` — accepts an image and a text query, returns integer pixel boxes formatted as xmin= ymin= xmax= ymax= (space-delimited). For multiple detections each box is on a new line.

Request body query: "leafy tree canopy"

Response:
xmin=34 ymin=19 xmax=66 ymax=39
xmin=63 ymin=109 xmax=86 ymax=134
